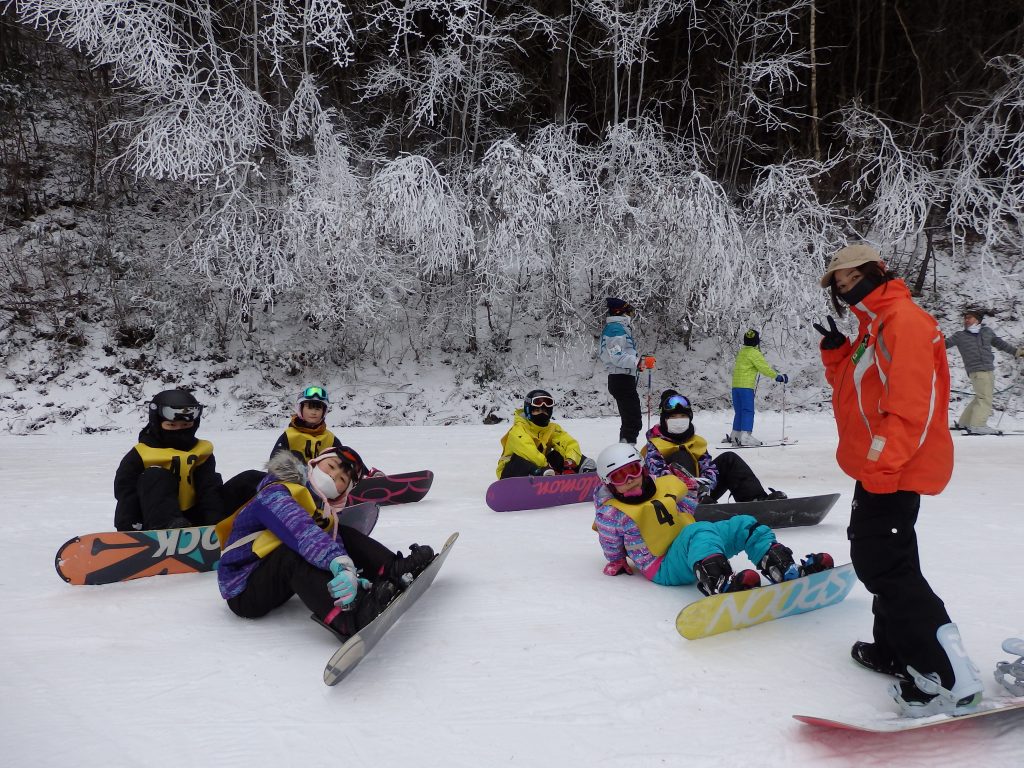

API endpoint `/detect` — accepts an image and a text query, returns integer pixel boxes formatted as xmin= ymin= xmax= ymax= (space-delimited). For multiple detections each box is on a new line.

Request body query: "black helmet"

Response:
xmin=146 ymin=389 xmax=203 ymax=450
xmin=149 ymin=389 xmax=203 ymax=427
xmin=523 ymin=389 xmax=554 ymax=425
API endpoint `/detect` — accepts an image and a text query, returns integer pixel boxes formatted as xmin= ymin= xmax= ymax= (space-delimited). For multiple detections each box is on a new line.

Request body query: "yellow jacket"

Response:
xmin=732 ymin=346 xmax=778 ymax=388
xmin=496 ymin=410 xmax=583 ymax=478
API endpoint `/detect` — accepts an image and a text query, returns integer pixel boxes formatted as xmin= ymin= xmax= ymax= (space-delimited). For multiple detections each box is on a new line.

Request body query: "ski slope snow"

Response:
xmin=4 ymin=412 xmax=1024 ymax=767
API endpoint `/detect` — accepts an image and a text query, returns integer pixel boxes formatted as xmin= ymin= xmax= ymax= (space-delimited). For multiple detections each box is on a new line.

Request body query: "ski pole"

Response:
xmin=643 ymin=355 xmax=656 ymax=431
xmin=781 ymin=381 xmax=787 ymax=443
xmin=646 ymin=369 xmax=652 ymax=431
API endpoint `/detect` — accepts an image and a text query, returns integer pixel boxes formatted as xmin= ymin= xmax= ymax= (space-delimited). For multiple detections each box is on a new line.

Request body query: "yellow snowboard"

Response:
xmin=676 ymin=563 xmax=857 ymax=639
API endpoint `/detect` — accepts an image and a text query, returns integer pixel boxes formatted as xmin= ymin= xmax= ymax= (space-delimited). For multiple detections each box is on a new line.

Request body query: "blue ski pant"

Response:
xmin=652 ymin=514 xmax=776 ymax=586
xmin=731 ymin=387 xmax=756 ymax=432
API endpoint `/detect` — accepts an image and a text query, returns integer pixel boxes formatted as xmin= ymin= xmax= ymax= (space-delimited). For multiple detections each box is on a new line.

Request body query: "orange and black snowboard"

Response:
xmin=56 ymin=502 xmax=381 ymax=586
xmin=55 ymin=527 xmax=222 ymax=585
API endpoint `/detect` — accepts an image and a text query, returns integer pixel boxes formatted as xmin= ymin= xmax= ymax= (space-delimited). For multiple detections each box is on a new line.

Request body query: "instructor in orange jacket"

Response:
xmin=814 ymin=243 xmax=982 ymax=719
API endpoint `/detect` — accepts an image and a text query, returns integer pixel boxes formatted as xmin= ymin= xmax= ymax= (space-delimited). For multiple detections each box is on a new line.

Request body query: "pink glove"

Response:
xmin=603 ymin=559 xmax=634 ymax=576
xmin=667 ymin=464 xmax=698 ymax=491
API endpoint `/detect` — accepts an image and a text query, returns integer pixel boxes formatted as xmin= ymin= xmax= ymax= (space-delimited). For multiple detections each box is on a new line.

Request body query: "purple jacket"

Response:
xmin=217 ymin=455 xmax=347 ymax=600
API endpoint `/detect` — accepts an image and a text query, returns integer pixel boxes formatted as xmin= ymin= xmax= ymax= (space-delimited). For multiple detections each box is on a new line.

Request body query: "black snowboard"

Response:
xmin=323 ymin=531 xmax=458 ymax=686
xmin=694 ymin=493 xmax=839 ymax=528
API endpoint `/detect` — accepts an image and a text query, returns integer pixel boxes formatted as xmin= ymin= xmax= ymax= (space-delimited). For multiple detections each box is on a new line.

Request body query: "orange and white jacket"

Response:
xmin=821 ymin=279 xmax=953 ymax=495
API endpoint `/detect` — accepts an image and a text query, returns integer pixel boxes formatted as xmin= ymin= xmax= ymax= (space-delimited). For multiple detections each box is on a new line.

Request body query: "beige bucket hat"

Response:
xmin=820 ymin=244 xmax=884 ymax=287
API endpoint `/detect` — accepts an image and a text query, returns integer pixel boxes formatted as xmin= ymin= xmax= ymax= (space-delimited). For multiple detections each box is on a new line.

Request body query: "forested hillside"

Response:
xmin=2 ymin=2 xmax=1023 ymax=428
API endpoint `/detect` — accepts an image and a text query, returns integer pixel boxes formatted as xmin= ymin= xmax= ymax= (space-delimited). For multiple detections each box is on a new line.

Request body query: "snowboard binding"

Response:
xmin=994 ymin=638 xmax=1024 ymax=696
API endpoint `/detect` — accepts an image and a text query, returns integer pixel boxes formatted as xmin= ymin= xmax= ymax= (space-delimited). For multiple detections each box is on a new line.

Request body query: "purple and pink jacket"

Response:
xmin=593 ymin=446 xmax=699 ymax=580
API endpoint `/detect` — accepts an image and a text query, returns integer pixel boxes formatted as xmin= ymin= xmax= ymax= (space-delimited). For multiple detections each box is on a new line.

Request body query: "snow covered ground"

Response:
xmin=5 ymin=411 xmax=1024 ymax=767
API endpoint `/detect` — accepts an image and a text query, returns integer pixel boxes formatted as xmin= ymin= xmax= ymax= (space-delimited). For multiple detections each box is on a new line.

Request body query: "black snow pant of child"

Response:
xmin=226 ymin=526 xmax=397 ymax=625
xmin=500 ymin=451 xmax=592 ymax=478
xmin=608 ymin=373 xmax=642 ymax=444
xmin=708 ymin=452 xmax=770 ymax=503
xmin=848 ymin=483 xmax=956 ymax=688
xmin=136 ymin=467 xmax=226 ymax=530
xmin=222 ymin=470 xmax=266 ymax=513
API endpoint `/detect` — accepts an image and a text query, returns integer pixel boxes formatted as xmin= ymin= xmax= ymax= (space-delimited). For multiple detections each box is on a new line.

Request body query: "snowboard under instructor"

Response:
xmin=815 ymin=242 xmax=983 ymax=718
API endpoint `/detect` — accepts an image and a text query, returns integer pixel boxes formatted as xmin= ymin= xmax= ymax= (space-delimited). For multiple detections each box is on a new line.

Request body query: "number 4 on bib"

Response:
xmin=676 ymin=563 xmax=857 ymax=640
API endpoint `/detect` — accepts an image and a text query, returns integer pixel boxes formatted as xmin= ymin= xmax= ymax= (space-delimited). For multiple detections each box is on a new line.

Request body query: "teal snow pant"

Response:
xmin=651 ymin=514 xmax=776 ymax=586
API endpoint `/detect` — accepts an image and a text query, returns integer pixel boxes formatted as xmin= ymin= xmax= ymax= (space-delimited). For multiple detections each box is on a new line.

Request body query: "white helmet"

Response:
xmin=596 ymin=443 xmax=642 ymax=484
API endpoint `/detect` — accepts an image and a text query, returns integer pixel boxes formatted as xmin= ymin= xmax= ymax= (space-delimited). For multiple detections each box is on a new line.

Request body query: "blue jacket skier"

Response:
xmin=599 ymin=298 xmax=653 ymax=445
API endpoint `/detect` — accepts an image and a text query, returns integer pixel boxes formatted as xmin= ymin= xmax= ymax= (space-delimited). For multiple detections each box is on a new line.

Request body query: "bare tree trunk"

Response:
xmin=809 ymin=0 xmax=820 ymax=162
xmin=874 ymin=0 xmax=886 ymax=112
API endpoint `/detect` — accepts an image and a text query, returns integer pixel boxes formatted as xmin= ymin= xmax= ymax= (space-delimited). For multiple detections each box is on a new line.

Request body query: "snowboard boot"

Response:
xmin=758 ymin=543 xmax=799 ymax=583
xmin=798 ymin=552 xmax=834 ymax=576
xmin=892 ymin=623 xmax=984 ymax=717
xmin=386 ymin=543 xmax=436 ymax=590
xmin=994 ymin=638 xmax=1024 ymax=696
xmin=579 ymin=457 xmax=597 ymax=474
xmin=694 ymin=553 xmax=761 ymax=596
xmin=763 ymin=488 xmax=788 ymax=500
xmin=851 ymin=641 xmax=910 ymax=682
xmin=352 ymin=579 xmax=399 ymax=630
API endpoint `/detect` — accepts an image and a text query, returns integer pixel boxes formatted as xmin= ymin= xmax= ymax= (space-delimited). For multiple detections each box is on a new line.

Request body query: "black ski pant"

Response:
xmin=136 ymin=467 xmax=227 ymax=529
xmin=227 ymin=526 xmax=397 ymax=624
xmin=848 ymin=483 xmax=955 ymax=687
xmin=708 ymin=451 xmax=769 ymax=503
xmin=222 ymin=470 xmax=266 ymax=514
xmin=500 ymin=451 xmax=592 ymax=479
xmin=608 ymin=373 xmax=642 ymax=444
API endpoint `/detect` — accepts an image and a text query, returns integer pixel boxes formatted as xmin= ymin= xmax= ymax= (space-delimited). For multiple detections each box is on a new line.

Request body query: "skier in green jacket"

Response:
xmin=729 ymin=329 xmax=788 ymax=447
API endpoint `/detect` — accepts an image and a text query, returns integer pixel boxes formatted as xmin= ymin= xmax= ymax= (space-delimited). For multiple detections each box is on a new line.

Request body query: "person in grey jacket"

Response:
xmin=945 ymin=309 xmax=1024 ymax=434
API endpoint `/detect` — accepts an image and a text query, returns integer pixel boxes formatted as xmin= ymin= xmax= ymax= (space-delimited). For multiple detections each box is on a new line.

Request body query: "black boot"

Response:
xmin=387 ymin=543 xmax=435 ymax=590
xmin=353 ymin=579 xmax=399 ymax=630
xmin=758 ymin=543 xmax=797 ymax=583
xmin=694 ymin=553 xmax=760 ymax=596
xmin=851 ymin=641 xmax=910 ymax=681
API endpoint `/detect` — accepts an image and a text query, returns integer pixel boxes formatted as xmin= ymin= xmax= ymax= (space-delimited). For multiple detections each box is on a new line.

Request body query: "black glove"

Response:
xmin=546 ymin=449 xmax=566 ymax=474
xmin=813 ymin=316 xmax=846 ymax=350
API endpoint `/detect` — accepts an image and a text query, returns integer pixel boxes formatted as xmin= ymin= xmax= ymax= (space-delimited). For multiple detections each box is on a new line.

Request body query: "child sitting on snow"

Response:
xmin=592 ymin=442 xmax=831 ymax=595
xmin=496 ymin=389 xmax=596 ymax=478
xmin=270 ymin=386 xmax=383 ymax=477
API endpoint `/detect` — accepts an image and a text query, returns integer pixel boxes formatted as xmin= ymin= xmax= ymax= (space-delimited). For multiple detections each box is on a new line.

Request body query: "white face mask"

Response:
xmin=309 ymin=464 xmax=343 ymax=500
xmin=666 ymin=416 xmax=691 ymax=435
xmin=967 ymin=324 xmax=981 ymax=334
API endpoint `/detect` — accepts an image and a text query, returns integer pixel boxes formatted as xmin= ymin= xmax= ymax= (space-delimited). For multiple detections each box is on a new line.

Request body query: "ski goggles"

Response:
xmin=663 ymin=394 xmax=691 ymax=412
xmin=300 ymin=386 xmax=329 ymax=402
xmin=528 ymin=395 xmax=555 ymax=409
xmin=157 ymin=404 xmax=202 ymax=422
xmin=608 ymin=461 xmax=644 ymax=486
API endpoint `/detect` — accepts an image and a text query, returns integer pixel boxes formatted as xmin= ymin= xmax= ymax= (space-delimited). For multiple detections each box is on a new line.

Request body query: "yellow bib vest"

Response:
xmin=216 ymin=481 xmax=333 ymax=558
xmin=604 ymin=475 xmax=695 ymax=556
xmin=133 ymin=440 xmax=214 ymax=511
xmin=283 ymin=426 xmax=338 ymax=462
xmin=643 ymin=434 xmax=709 ymax=476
